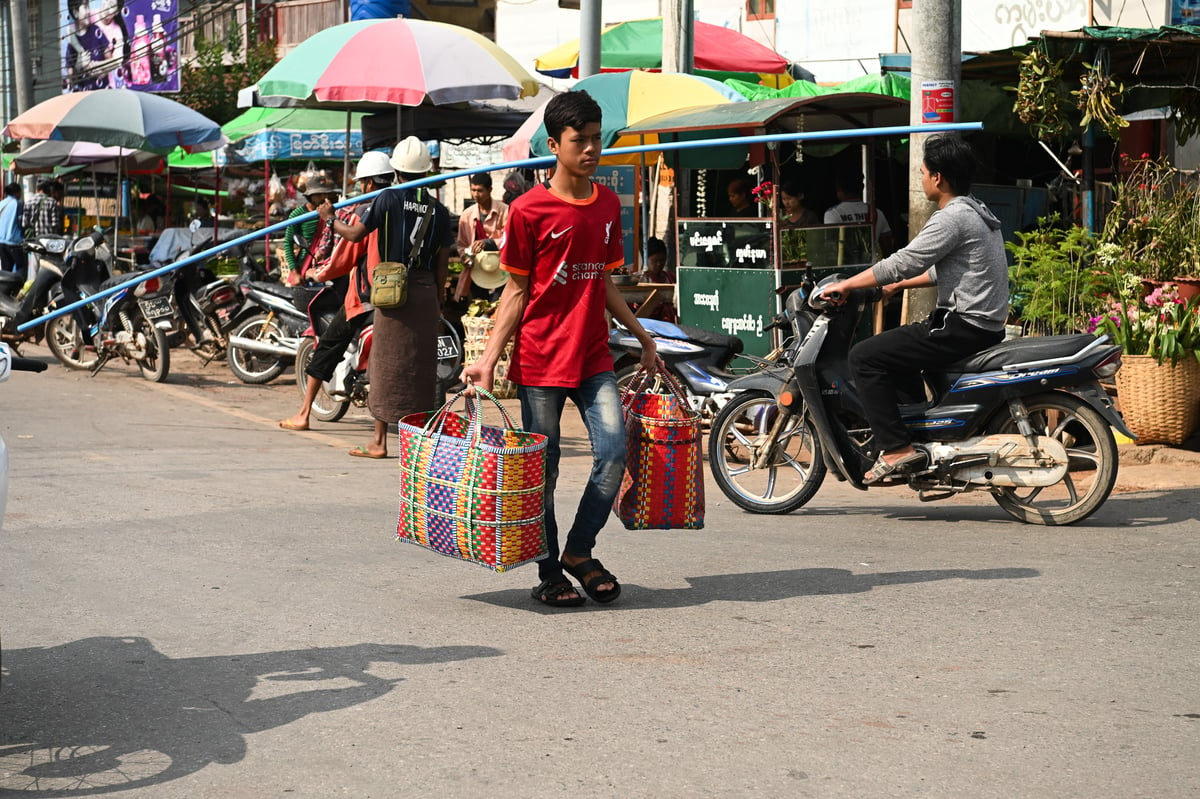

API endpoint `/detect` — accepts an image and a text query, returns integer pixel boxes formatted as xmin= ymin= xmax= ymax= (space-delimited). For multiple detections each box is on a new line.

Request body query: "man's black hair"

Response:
xmin=834 ymin=172 xmax=862 ymax=196
xmin=544 ymin=90 xmax=603 ymax=143
xmin=37 ymin=178 xmax=55 ymax=192
xmin=923 ymin=135 xmax=977 ymax=196
xmin=3 ymin=183 xmax=20 ymax=198
xmin=468 ymin=172 xmax=492 ymax=190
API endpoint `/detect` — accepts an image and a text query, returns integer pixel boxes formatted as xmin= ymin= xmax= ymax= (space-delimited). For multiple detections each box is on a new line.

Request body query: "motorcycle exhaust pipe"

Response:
xmin=228 ymin=335 xmax=297 ymax=359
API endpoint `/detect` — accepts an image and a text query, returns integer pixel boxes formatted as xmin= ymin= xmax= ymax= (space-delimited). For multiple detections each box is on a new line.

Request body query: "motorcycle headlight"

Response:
xmin=43 ymin=238 xmax=68 ymax=254
xmin=73 ymin=238 xmax=96 ymax=255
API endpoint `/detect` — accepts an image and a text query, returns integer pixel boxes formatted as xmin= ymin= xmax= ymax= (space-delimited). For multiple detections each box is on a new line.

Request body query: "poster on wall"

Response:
xmin=60 ymin=0 xmax=180 ymax=93
xmin=1172 ymin=0 xmax=1200 ymax=24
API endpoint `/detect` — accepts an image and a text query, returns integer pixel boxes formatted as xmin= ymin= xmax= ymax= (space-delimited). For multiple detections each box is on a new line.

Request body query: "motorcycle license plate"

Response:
xmin=437 ymin=335 xmax=459 ymax=360
xmin=139 ymin=297 xmax=174 ymax=320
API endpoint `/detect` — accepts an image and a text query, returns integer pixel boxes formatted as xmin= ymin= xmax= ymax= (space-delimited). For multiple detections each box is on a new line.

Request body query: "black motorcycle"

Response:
xmin=44 ymin=229 xmax=170 ymax=382
xmin=708 ymin=267 xmax=1132 ymax=526
xmin=226 ymin=276 xmax=328 ymax=385
xmin=158 ymin=241 xmax=264 ymax=366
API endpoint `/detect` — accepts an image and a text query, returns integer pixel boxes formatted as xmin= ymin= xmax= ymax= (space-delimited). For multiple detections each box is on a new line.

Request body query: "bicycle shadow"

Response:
xmin=0 ymin=637 xmax=500 ymax=796
xmin=464 ymin=566 xmax=1040 ymax=614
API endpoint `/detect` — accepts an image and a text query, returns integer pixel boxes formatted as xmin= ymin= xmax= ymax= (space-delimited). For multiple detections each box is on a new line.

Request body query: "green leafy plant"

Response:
xmin=178 ymin=26 xmax=278 ymax=125
xmin=1072 ymin=57 xmax=1129 ymax=140
xmin=1006 ymin=215 xmax=1102 ymax=335
xmin=1091 ymin=245 xmax=1200 ymax=365
xmin=1099 ymin=155 xmax=1200 ymax=282
xmin=1011 ymin=47 xmax=1070 ymax=142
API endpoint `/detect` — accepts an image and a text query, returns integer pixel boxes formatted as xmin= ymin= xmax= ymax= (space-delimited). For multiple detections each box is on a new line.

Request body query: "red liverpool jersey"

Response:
xmin=500 ymin=182 xmax=624 ymax=387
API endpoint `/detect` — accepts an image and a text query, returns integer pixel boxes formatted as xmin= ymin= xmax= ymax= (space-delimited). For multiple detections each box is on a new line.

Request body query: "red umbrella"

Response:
xmin=535 ymin=18 xmax=790 ymax=83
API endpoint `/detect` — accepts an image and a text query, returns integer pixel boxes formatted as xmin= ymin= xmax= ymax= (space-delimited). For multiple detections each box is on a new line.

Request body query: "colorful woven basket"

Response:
xmin=615 ymin=364 xmax=705 ymax=530
xmin=397 ymin=389 xmax=548 ymax=572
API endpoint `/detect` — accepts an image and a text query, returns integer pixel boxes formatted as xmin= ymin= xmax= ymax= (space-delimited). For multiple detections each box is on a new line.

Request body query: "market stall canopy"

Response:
xmin=619 ymin=93 xmax=910 ymax=168
xmin=727 ymin=72 xmax=1019 ymax=136
xmin=5 ymin=140 xmax=163 ymax=175
xmin=535 ymin=17 xmax=793 ymax=87
xmin=362 ymin=84 xmax=557 ymax=147
xmin=504 ymin=71 xmax=746 ymax=166
xmin=2 ymin=89 xmax=224 ymax=154
xmin=255 ymin=18 xmax=540 ymax=109
xmin=164 ymin=107 xmax=368 ymax=169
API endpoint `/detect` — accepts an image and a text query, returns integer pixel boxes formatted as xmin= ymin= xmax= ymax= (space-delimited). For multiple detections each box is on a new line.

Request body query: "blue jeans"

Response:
xmin=518 ymin=371 xmax=626 ymax=581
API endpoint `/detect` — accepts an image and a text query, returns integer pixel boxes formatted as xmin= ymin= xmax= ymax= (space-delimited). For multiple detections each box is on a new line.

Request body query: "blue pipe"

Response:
xmin=19 ymin=120 xmax=982 ymax=332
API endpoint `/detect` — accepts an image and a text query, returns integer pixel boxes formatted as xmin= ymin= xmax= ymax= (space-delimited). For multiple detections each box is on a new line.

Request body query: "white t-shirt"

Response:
xmin=824 ymin=200 xmax=891 ymax=241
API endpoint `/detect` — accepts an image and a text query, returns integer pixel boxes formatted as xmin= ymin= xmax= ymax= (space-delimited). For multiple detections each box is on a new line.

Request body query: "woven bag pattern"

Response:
xmin=1115 ymin=354 xmax=1200 ymax=446
xmin=615 ymin=365 xmax=705 ymax=530
xmin=397 ymin=389 xmax=547 ymax=571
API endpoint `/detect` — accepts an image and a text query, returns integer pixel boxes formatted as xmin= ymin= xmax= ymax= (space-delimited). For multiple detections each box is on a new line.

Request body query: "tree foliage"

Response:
xmin=178 ymin=26 xmax=277 ymax=125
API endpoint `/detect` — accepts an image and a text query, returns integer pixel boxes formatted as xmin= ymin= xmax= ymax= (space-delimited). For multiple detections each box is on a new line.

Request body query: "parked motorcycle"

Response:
xmin=610 ymin=317 xmax=787 ymax=421
xmin=156 ymin=241 xmax=258 ymax=365
xmin=43 ymin=229 xmax=171 ymax=382
xmin=6 ymin=233 xmax=102 ymax=343
xmin=226 ymin=278 xmax=325 ymax=384
xmin=708 ymin=268 xmax=1131 ymax=525
xmin=294 ymin=314 xmax=463 ymax=423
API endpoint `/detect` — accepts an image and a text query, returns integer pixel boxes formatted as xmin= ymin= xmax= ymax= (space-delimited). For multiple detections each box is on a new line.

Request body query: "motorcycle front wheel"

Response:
xmin=228 ymin=313 xmax=288 ymax=384
xmin=986 ymin=392 xmax=1118 ymax=525
xmin=136 ymin=316 xmax=170 ymax=382
xmin=295 ymin=336 xmax=349 ymax=423
xmin=708 ymin=391 xmax=826 ymax=514
xmin=46 ymin=314 xmax=100 ymax=371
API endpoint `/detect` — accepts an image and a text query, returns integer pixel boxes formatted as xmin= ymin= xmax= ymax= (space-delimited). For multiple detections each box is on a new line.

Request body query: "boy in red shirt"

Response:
xmin=463 ymin=91 xmax=657 ymax=608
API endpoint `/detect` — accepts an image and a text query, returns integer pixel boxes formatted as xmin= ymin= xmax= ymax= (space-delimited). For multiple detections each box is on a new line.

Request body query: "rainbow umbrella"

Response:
xmin=2 ymin=89 xmax=224 ymax=154
xmin=256 ymin=19 xmax=540 ymax=108
xmin=535 ymin=17 xmax=792 ymax=87
xmin=502 ymin=71 xmax=745 ymax=166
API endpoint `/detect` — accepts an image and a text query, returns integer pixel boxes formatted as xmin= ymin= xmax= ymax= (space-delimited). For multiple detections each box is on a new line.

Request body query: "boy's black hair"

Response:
xmin=468 ymin=172 xmax=492 ymax=190
xmin=544 ymin=90 xmax=603 ymax=143
xmin=922 ymin=135 xmax=977 ymax=196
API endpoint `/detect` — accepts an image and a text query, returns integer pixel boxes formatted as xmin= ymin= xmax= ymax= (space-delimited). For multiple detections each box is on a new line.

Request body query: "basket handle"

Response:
xmin=621 ymin=359 xmax=690 ymax=411
xmin=421 ymin=385 xmax=519 ymax=438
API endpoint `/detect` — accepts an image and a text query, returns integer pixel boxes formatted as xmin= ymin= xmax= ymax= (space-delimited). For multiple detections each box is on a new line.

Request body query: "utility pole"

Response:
xmin=7 ymin=0 xmax=35 ymax=125
xmin=579 ymin=0 xmax=602 ymax=77
xmin=902 ymin=0 xmax=960 ymax=324
xmin=662 ymin=0 xmax=694 ymax=74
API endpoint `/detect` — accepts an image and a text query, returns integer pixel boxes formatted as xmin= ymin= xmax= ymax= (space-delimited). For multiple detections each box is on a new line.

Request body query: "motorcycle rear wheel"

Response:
xmin=46 ymin=315 xmax=100 ymax=371
xmin=295 ymin=336 xmax=349 ymax=423
xmin=228 ymin=313 xmax=288 ymax=384
xmin=136 ymin=317 xmax=170 ymax=382
xmin=986 ymin=392 xmax=1118 ymax=526
xmin=708 ymin=390 xmax=826 ymax=514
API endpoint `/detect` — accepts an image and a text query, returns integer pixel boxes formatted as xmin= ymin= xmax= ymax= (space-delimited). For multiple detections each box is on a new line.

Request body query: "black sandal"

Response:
xmin=531 ymin=577 xmax=586 ymax=608
xmin=561 ymin=558 xmax=621 ymax=604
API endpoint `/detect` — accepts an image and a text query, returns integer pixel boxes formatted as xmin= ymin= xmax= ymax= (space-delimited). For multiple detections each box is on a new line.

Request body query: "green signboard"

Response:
xmin=677 ymin=218 xmax=774 ymax=270
xmin=677 ymin=266 xmax=778 ymax=357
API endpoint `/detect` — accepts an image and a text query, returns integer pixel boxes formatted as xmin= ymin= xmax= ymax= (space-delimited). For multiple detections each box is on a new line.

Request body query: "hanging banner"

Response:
xmin=61 ymin=0 xmax=180 ymax=93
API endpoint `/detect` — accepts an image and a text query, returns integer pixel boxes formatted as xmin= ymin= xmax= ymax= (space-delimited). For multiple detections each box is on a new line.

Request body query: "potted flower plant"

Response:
xmin=1092 ymin=243 xmax=1200 ymax=444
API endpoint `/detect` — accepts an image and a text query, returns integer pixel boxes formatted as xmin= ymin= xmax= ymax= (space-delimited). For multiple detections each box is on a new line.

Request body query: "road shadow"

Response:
xmin=0 ymin=637 xmax=500 ymax=796
xmin=464 ymin=566 xmax=1040 ymax=614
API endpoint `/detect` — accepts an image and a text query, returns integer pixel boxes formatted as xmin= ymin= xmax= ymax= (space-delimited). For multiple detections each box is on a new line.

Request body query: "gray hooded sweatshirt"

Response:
xmin=871 ymin=195 xmax=1008 ymax=331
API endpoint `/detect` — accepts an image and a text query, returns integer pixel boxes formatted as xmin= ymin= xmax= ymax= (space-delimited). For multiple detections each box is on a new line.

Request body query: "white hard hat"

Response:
xmin=390 ymin=136 xmax=432 ymax=174
xmin=354 ymin=150 xmax=393 ymax=181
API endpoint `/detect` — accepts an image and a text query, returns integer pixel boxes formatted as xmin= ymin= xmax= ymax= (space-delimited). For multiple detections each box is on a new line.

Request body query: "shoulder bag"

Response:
xmin=371 ymin=190 xmax=435 ymax=309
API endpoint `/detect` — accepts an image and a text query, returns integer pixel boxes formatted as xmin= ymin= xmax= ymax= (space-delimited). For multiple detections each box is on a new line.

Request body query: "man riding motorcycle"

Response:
xmin=822 ymin=135 xmax=1008 ymax=484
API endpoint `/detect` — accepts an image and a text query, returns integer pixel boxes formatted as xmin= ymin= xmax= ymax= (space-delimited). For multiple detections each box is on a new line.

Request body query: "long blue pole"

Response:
xmin=18 ymin=120 xmax=982 ymax=332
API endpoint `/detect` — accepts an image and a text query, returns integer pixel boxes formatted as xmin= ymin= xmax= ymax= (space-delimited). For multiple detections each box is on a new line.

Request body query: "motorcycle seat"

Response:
xmin=673 ymin=323 xmax=745 ymax=354
xmin=947 ymin=334 xmax=1097 ymax=374
xmin=0 ymin=272 xmax=25 ymax=293
xmin=248 ymin=280 xmax=306 ymax=301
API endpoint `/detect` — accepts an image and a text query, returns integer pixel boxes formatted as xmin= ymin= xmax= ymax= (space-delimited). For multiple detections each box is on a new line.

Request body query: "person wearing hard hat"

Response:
xmin=319 ymin=137 xmax=453 ymax=459
xmin=280 ymin=151 xmax=393 ymax=432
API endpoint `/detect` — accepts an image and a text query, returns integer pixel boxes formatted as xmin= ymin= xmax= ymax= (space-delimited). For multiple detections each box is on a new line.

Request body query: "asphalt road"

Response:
xmin=1 ymin=345 xmax=1197 ymax=798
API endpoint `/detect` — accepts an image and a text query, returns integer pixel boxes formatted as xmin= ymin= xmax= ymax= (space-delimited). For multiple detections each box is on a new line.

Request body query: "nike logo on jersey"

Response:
xmin=550 ymin=226 xmax=573 ymax=239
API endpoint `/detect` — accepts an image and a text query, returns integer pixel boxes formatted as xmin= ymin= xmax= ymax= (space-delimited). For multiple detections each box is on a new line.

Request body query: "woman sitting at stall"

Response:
xmin=778 ymin=179 xmax=820 ymax=227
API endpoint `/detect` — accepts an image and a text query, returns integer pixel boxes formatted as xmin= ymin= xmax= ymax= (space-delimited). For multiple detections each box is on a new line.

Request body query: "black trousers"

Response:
xmin=0 ymin=244 xmax=24 ymax=279
xmin=305 ymin=307 xmax=370 ymax=382
xmin=849 ymin=309 xmax=1005 ymax=453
